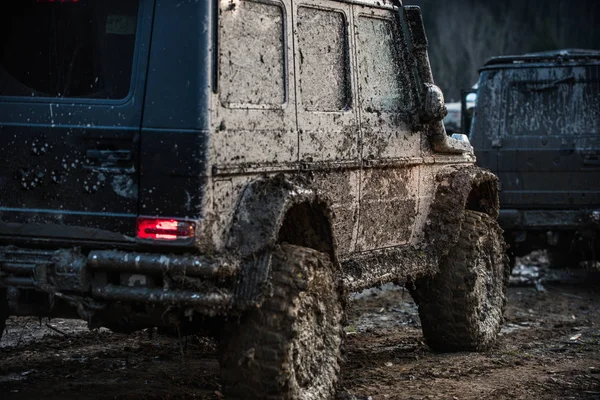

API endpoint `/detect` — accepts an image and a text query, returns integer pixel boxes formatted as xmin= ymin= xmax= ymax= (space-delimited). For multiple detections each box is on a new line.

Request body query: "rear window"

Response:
xmin=505 ymin=69 xmax=600 ymax=135
xmin=0 ymin=0 xmax=139 ymax=99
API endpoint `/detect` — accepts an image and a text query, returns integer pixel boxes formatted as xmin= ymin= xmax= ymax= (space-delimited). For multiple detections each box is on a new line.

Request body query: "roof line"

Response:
xmin=484 ymin=49 xmax=600 ymax=66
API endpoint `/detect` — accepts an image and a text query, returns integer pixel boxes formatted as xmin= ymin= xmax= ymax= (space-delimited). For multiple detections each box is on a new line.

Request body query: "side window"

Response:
xmin=0 ymin=0 xmax=139 ymax=99
xmin=356 ymin=15 xmax=407 ymax=113
xmin=297 ymin=7 xmax=350 ymax=112
xmin=219 ymin=0 xmax=286 ymax=108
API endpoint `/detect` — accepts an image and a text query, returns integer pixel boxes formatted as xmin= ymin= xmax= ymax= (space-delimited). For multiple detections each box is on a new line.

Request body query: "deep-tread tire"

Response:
xmin=410 ymin=210 xmax=509 ymax=352
xmin=219 ymin=244 xmax=345 ymax=400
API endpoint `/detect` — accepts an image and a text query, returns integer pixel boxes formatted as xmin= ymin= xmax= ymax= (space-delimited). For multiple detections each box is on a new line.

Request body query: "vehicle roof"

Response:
xmin=481 ymin=49 xmax=600 ymax=69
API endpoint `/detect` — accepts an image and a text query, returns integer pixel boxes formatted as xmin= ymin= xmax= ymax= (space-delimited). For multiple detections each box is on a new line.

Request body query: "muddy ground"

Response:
xmin=1 ymin=253 xmax=599 ymax=400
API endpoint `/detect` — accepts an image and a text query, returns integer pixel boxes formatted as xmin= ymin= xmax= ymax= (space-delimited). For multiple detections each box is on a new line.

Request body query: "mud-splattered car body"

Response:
xmin=470 ymin=49 xmax=600 ymax=265
xmin=0 ymin=1 xmax=504 ymax=396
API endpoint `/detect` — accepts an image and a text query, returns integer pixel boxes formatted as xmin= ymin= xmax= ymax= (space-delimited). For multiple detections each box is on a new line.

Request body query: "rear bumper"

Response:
xmin=0 ymin=246 xmax=239 ymax=315
xmin=499 ymin=208 xmax=600 ymax=230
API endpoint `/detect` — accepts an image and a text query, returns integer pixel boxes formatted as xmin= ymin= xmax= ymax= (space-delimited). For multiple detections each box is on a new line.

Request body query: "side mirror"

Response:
xmin=421 ymin=83 xmax=447 ymax=123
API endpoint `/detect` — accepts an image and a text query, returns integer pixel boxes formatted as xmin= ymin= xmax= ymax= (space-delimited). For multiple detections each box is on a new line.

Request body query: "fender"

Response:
xmin=424 ymin=165 xmax=500 ymax=260
xmin=226 ymin=174 xmax=336 ymax=309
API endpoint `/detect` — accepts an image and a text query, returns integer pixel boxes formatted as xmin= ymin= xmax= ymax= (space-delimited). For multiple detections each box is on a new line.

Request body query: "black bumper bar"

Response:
xmin=0 ymin=246 xmax=239 ymax=311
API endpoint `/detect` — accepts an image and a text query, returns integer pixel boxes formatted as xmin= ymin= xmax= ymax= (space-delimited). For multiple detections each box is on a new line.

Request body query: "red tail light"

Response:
xmin=137 ymin=218 xmax=195 ymax=241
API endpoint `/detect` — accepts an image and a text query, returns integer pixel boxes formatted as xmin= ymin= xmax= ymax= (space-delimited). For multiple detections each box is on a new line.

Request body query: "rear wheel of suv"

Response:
xmin=410 ymin=210 xmax=508 ymax=352
xmin=219 ymin=244 xmax=345 ymax=400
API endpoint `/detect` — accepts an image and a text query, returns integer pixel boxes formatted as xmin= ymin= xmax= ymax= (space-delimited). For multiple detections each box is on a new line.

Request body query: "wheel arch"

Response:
xmin=277 ymin=201 xmax=335 ymax=262
xmin=464 ymin=176 xmax=500 ymax=218
xmin=227 ymin=175 xmax=337 ymax=258
xmin=226 ymin=175 xmax=338 ymax=307
xmin=424 ymin=165 xmax=500 ymax=260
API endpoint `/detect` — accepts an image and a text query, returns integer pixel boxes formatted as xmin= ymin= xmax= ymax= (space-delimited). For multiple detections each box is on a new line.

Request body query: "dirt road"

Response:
xmin=1 ymin=262 xmax=599 ymax=399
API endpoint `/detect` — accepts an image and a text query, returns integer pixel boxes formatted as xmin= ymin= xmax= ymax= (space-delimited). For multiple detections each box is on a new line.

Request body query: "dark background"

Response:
xmin=404 ymin=0 xmax=600 ymax=101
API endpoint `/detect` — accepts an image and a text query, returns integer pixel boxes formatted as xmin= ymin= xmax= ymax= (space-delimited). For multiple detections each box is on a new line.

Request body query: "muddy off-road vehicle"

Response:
xmin=0 ymin=0 xmax=508 ymax=397
xmin=469 ymin=50 xmax=600 ymax=268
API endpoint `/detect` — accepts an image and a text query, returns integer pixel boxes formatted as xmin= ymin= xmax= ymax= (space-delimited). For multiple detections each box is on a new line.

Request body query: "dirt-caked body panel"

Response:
xmin=206 ymin=0 xmax=494 ymax=294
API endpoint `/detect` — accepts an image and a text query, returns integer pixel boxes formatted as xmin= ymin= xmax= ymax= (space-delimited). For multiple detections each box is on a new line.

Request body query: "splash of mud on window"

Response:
xmin=297 ymin=6 xmax=350 ymax=112
xmin=219 ymin=0 xmax=286 ymax=107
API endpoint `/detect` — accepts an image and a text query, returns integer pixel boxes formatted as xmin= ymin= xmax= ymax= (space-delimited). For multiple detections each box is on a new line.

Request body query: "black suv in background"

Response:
xmin=469 ymin=49 xmax=600 ymax=267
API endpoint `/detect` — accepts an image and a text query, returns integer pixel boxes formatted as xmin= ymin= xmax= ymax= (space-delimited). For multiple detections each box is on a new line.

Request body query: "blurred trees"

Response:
xmin=404 ymin=0 xmax=600 ymax=101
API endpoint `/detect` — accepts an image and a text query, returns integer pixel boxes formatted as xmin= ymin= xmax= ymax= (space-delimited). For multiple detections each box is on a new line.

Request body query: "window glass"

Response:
xmin=506 ymin=77 xmax=600 ymax=135
xmin=0 ymin=0 xmax=139 ymax=99
xmin=297 ymin=7 xmax=350 ymax=112
xmin=356 ymin=16 xmax=406 ymax=113
xmin=219 ymin=0 xmax=286 ymax=107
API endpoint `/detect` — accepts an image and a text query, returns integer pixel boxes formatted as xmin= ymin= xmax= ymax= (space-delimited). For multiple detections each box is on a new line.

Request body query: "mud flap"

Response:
xmin=233 ymin=250 xmax=273 ymax=309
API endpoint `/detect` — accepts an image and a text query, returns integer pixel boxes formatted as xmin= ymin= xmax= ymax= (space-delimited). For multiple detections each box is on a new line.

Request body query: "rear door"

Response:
xmin=497 ymin=65 xmax=600 ymax=210
xmin=292 ymin=0 xmax=361 ymax=255
xmin=0 ymin=0 xmax=152 ymax=244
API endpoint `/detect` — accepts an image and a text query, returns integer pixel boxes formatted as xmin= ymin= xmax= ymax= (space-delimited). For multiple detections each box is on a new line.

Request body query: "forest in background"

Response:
xmin=403 ymin=0 xmax=600 ymax=101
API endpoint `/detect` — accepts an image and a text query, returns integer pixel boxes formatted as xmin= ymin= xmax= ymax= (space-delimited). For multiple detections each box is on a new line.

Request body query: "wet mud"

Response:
xmin=1 ymin=260 xmax=599 ymax=399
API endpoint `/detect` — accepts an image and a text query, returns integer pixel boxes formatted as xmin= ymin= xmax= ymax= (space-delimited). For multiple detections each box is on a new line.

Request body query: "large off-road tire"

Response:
xmin=410 ymin=210 xmax=509 ymax=352
xmin=219 ymin=244 xmax=345 ymax=400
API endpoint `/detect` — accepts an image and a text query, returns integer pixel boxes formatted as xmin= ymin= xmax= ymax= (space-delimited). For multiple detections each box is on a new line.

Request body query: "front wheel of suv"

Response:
xmin=410 ymin=210 xmax=509 ymax=352
xmin=219 ymin=244 xmax=345 ymax=400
